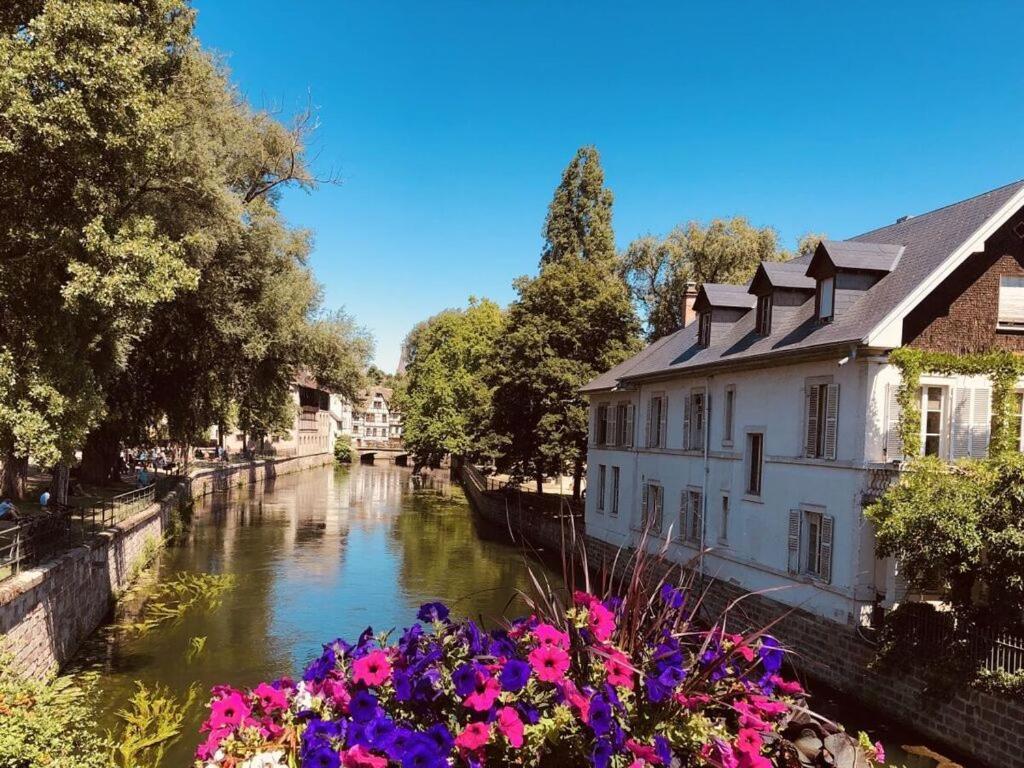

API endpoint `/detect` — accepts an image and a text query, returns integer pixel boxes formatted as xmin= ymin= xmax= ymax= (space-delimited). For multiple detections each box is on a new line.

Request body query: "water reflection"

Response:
xmin=74 ymin=464 xmax=556 ymax=766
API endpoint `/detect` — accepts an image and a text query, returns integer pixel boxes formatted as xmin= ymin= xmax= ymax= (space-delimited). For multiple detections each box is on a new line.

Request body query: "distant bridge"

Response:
xmin=354 ymin=438 xmax=409 ymax=466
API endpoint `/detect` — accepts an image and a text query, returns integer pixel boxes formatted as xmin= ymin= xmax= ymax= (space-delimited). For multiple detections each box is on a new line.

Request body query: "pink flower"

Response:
xmin=195 ymin=727 xmax=232 ymax=760
xmin=734 ymin=700 xmax=769 ymax=731
xmin=735 ymin=644 xmax=755 ymax=662
xmin=342 ymin=745 xmax=387 ymax=768
xmin=872 ymin=742 xmax=886 ymax=764
xmin=573 ymin=590 xmax=599 ymax=607
xmin=528 ymin=644 xmax=571 ymax=682
xmin=603 ymin=648 xmax=635 ymax=689
xmin=464 ymin=674 xmax=501 ymax=712
xmin=534 ymin=622 xmax=570 ymax=649
xmin=208 ymin=692 xmax=251 ymax=730
xmin=735 ymin=728 xmax=764 ymax=757
xmin=455 ymin=721 xmax=491 ymax=751
xmin=560 ymin=679 xmax=590 ymax=722
xmin=253 ymin=682 xmax=289 ymax=712
xmin=770 ymin=675 xmax=804 ymax=695
xmin=702 ymin=738 xmax=740 ymax=768
xmin=496 ymin=706 xmax=524 ymax=748
xmin=676 ymin=692 xmax=711 ymax=709
xmin=587 ymin=603 xmax=616 ymax=642
xmin=352 ymin=650 xmax=391 ymax=687
xmin=748 ymin=694 xmax=789 ymax=718
xmin=627 ymin=739 xmax=663 ymax=765
xmin=320 ymin=677 xmax=351 ymax=711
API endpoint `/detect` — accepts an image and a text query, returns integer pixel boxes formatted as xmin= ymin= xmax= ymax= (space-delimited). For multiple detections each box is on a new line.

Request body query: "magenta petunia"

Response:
xmin=455 ymin=721 xmax=490 ymax=752
xmin=528 ymin=643 xmax=571 ymax=682
xmin=587 ymin=603 xmax=616 ymax=642
xmin=352 ymin=650 xmax=392 ymax=687
xmin=533 ymin=622 xmax=570 ymax=649
xmin=208 ymin=692 xmax=251 ymax=730
xmin=496 ymin=705 xmax=524 ymax=748
xmin=464 ymin=673 xmax=501 ymax=711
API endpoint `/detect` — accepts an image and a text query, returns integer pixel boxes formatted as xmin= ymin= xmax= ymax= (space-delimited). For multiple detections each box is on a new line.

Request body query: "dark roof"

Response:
xmin=750 ymin=261 xmax=816 ymax=293
xmin=812 ymin=240 xmax=904 ymax=274
xmin=695 ymin=283 xmax=757 ymax=312
xmin=583 ymin=179 xmax=1024 ymax=392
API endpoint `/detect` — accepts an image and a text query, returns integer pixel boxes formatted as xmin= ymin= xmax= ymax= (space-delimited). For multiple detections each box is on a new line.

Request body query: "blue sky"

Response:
xmin=194 ymin=1 xmax=1024 ymax=370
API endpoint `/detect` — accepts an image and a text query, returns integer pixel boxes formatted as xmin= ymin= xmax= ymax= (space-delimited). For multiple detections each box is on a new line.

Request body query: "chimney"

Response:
xmin=682 ymin=282 xmax=698 ymax=327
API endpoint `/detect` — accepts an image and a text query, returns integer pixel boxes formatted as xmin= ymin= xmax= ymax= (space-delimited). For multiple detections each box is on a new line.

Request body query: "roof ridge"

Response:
xmin=852 ymin=178 xmax=1024 ymax=240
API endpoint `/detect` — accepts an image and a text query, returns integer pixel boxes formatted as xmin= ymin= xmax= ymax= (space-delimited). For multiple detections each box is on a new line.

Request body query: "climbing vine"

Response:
xmin=888 ymin=348 xmax=1024 ymax=461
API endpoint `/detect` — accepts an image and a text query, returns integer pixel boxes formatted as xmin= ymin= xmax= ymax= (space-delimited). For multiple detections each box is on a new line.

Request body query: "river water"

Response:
xmin=72 ymin=463 xmax=957 ymax=767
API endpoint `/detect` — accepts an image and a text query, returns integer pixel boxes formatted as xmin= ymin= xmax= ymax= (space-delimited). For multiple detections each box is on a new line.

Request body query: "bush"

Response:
xmin=334 ymin=434 xmax=353 ymax=464
xmin=0 ymin=660 xmax=107 ymax=768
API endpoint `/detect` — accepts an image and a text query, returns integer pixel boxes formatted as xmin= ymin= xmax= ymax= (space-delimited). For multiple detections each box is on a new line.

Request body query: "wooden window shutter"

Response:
xmin=884 ymin=383 xmax=903 ymax=461
xmin=787 ymin=510 xmax=801 ymax=575
xmin=951 ymin=388 xmax=971 ymax=459
xmin=592 ymin=405 xmax=598 ymax=447
xmin=607 ymin=405 xmax=618 ymax=447
xmin=803 ymin=384 xmax=820 ymax=458
xmin=823 ymin=383 xmax=839 ymax=460
xmin=820 ymin=515 xmax=834 ymax=583
xmin=679 ymin=490 xmax=688 ymax=541
xmin=971 ymin=387 xmax=991 ymax=458
xmin=682 ymin=394 xmax=692 ymax=450
xmin=659 ymin=396 xmax=668 ymax=449
xmin=641 ymin=483 xmax=649 ymax=528
xmin=645 ymin=399 xmax=655 ymax=448
xmin=653 ymin=486 xmax=664 ymax=532
xmin=694 ymin=491 xmax=703 ymax=544
xmin=625 ymin=404 xmax=635 ymax=448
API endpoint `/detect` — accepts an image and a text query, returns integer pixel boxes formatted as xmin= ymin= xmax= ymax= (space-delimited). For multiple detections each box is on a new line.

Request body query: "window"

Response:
xmin=596 ymin=465 xmax=606 ymax=512
xmin=817 ymin=276 xmax=834 ymax=322
xmin=641 ymin=482 xmax=664 ymax=533
xmin=719 ymin=495 xmax=730 ymax=544
xmin=922 ymin=386 xmax=945 ymax=457
xmin=611 ymin=467 xmax=620 ymax=516
xmin=680 ymin=488 xmax=702 ymax=543
xmin=746 ymin=432 xmax=764 ymax=496
xmin=787 ymin=508 xmax=834 ymax=582
xmin=647 ymin=394 xmax=666 ymax=448
xmin=803 ymin=381 xmax=839 ymax=459
xmin=684 ymin=388 xmax=705 ymax=450
xmin=998 ymin=276 xmax=1024 ymax=331
xmin=596 ymin=404 xmax=610 ymax=445
xmin=698 ymin=311 xmax=712 ymax=347
xmin=756 ymin=294 xmax=772 ymax=335
xmin=615 ymin=402 xmax=634 ymax=447
xmin=722 ymin=385 xmax=735 ymax=446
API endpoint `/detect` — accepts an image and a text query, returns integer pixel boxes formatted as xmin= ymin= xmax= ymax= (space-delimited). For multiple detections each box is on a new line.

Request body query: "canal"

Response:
xmin=72 ymin=463 xmax=957 ymax=767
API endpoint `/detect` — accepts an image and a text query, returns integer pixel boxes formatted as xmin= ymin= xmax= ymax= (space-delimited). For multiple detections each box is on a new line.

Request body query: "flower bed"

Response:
xmin=196 ymin=587 xmax=883 ymax=768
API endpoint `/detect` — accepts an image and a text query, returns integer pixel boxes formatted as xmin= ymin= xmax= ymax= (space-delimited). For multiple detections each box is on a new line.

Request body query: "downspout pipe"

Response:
xmin=700 ymin=375 xmax=712 ymax=581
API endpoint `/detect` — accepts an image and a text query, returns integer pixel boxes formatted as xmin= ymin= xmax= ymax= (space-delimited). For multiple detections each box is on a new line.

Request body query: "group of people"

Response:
xmin=121 ymin=446 xmax=177 ymax=487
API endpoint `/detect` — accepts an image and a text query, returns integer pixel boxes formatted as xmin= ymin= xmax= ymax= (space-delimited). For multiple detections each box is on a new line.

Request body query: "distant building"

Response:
xmin=349 ymin=386 xmax=403 ymax=447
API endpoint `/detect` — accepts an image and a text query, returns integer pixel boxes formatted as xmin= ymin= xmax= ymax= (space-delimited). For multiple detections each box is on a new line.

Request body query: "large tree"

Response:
xmin=491 ymin=147 xmax=640 ymax=497
xmin=622 ymin=220 xmax=825 ymax=341
xmin=399 ymin=298 xmax=503 ymax=469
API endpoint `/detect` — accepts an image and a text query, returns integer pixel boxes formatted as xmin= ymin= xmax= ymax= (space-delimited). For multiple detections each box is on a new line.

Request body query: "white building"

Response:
xmin=350 ymin=386 xmax=403 ymax=447
xmin=583 ymin=180 xmax=1024 ymax=628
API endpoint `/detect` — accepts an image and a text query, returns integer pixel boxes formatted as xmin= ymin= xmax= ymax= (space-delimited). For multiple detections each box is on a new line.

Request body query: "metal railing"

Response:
xmin=0 ymin=474 xmax=183 ymax=582
xmin=902 ymin=609 xmax=1024 ymax=674
xmin=472 ymin=467 xmax=584 ymax=519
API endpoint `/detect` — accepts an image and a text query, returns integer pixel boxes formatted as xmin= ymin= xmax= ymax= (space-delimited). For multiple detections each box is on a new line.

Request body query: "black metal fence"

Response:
xmin=904 ymin=608 xmax=1024 ymax=674
xmin=0 ymin=474 xmax=183 ymax=582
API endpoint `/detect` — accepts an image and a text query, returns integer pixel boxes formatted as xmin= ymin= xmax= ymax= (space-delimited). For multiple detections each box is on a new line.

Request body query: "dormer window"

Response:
xmin=698 ymin=311 xmax=712 ymax=347
xmin=755 ymin=294 xmax=772 ymax=335
xmin=816 ymin=277 xmax=834 ymax=322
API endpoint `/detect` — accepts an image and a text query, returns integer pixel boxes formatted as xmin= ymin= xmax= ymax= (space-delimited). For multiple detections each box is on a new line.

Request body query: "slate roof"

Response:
xmin=584 ymin=180 xmax=1024 ymax=393
xmin=816 ymin=240 xmax=904 ymax=273
xmin=755 ymin=261 xmax=816 ymax=291
xmin=697 ymin=283 xmax=757 ymax=310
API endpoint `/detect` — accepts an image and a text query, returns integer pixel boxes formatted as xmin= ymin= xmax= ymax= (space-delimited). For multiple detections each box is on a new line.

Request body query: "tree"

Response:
xmin=491 ymin=148 xmax=640 ymax=497
xmin=540 ymin=146 xmax=616 ymax=267
xmin=622 ymin=221 xmax=826 ymax=341
xmin=400 ymin=298 xmax=503 ymax=468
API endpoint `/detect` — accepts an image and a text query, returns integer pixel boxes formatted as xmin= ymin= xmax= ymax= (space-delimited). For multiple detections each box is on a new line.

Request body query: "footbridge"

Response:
xmin=355 ymin=438 xmax=409 ymax=466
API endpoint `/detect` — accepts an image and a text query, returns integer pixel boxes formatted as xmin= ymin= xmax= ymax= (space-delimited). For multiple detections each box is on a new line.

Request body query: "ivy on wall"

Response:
xmin=888 ymin=348 xmax=1024 ymax=460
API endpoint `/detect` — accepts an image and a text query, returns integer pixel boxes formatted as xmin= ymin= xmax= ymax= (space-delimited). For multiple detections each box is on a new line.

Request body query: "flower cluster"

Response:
xmin=195 ymin=593 xmax=883 ymax=768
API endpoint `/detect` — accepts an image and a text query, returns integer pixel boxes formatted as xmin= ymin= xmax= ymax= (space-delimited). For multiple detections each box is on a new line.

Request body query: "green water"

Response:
xmin=75 ymin=463 xmax=557 ymax=766
xmin=73 ymin=463 xmax=959 ymax=768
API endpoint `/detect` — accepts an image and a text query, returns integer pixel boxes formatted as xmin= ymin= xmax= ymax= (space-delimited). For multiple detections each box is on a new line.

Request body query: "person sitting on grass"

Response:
xmin=0 ymin=499 xmax=19 ymax=521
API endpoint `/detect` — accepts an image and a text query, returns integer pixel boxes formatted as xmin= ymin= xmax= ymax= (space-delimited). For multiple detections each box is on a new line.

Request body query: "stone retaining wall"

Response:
xmin=0 ymin=452 xmax=333 ymax=679
xmin=461 ymin=464 xmax=1022 ymax=768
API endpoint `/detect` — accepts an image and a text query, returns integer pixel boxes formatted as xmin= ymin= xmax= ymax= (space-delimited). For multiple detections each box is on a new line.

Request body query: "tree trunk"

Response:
xmin=52 ymin=461 xmax=70 ymax=504
xmin=80 ymin=424 xmax=122 ymax=485
xmin=572 ymin=456 xmax=583 ymax=501
xmin=1 ymin=447 xmax=26 ymax=500
xmin=535 ymin=471 xmax=544 ymax=495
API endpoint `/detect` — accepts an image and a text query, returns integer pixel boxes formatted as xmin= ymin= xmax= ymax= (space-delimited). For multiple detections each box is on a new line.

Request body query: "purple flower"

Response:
xmin=657 ymin=665 xmax=686 ymax=689
xmin=644 ymin=675 xmax=670 ymax=703
xmin=659 ymin=583 xmax=685 ymax=609
xmin=349 ymin=689 xmax=378 ymax=723
xmin=499 ymin=659 xmax=531 ymax=693
xmin=402 ymin=741 xmax=446 ymax=768
xmin=303 ymin=648 xmax=336 ymax=682
xmin=589 ymin=694 xmax=613 ymax=735
xmin=366 ymin=716 xmax=396 ymax=749
xmin=417 ymin=602 xmax=450 ymax=622
xmin=592 ymin=738 xmax=613 ymax=768
xmin=759 ymin=635 xmax=784 ymax=675
xmin=452 ymin=662 xmax=479 ymax=697
xmin=392 ymin=669 xmax=412 ymax=701
xmin=424 ymin=723 xmax=454 ymax=754
xmin=655 ymin=734 xmax=672 ymax=765
xmin=302 ymin=746 xmax=340 ymax=768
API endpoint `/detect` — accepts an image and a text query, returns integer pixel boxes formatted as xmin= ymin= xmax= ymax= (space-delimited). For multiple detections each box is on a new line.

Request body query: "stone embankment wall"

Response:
xmin=0 ymin=452 xmax=332 ymax=679
xmin=461 ymin=464 xmax=1024 ymax=768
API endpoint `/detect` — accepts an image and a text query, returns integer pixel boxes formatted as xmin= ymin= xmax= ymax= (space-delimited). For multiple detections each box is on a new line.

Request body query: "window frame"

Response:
xmin=755 ymin=293 xmax=773 ymax=335
xmin=745 ymin=430 xmax=764 ymax=498
xmin=718 ymin=494 xmax=730 ymax=545
xmin=698 ymin=311 xmax=712 ymax=347
xmin=641 ymin=481 xmax=664 ymax=533
xmin=998 ymin=275 xmax=1024 ymax=332
xmin=722 ymin=385 xmax=735 ymax=447
xmin=920 ymin=385 xmax=947 ymax=458
xmin=816 ymin=276 xmax=835 ymax=322
xmin=610 ymin=466 xmax=620 ymax=516
xmin=647 ymin=393 xmax=666 ymax=449
xmin=596 ymin=464 xmax=606 ymax=513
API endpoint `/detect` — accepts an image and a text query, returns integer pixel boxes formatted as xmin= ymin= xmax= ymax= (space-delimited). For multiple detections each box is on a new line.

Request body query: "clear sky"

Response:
xmin=193 ymin=1 xmax=1024 ymax=370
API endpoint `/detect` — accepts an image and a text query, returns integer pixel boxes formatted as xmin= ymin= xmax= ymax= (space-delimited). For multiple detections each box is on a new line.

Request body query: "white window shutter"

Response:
xmin=645 ymin=399 xmax=654 ymax=448
xmin=823 ymin=383 xmax=839 ymax=460
xmin=787 ymin=510 xmax=801 ymax=574
xmin=951 ymin=388 xmax=971 ymax=459
xmin=820 ymin=515 xmax=834 ymax=584
xmin=592 ymin=406 xmax=599 ymax=448
xmin=659 ymin=396 xmax=668 ymax=449
xmin=682 ymin=394 xmax=692 ymax=450
xmin=884 ymin=383 xmax=903 ymax=461
xmin=654 ymin=486 xmax=663 ymax=533
xmin=804 ymin=385 xmax=819 ymax=458
xmin=679 ymin=490 xmax=688 ymax=541
xmin=607 ymin=405 xmax=618 ymax=448
xmin=641 ymin=483 xmax=649 ymax=528
xmin=971 ymin=387 xmax=991 ymax=458
xmin=625 ymin=404 xmax=635 ymax=448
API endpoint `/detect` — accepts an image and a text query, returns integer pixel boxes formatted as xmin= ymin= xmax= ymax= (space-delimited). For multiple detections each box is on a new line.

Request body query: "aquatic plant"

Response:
xmin=119 ymin=572 xmax=235 ymax=635
xmin=108 ymin=682 xmax=199 ymax=768
xmin=193 ymin=592 xmax=885 ymax=768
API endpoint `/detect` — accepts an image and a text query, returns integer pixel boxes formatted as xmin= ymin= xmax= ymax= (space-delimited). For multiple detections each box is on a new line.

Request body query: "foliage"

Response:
xmin=335 ymin=434 xmax=353 ymax=464
xmin=622 ymin=222 xmax=822 ymax=341
xmin=193 ymin=591 xmax=880 ymax=768
xmin=188 ymin=636 xmax=208 ymax=663
xmin=974 ymin=668 xmax=1024 ymax=698
xmin=540 ymin=146 xmax=616 ymax=268
xmin=491 ymin=148 xmax=641 ymax=495
xmin=119 ymin=571 xmax=235 ymax=635
xmin=400 ymin=298 xmax=504 ymax=468
xmin=0 ymin=657 xmax=107 ymax=768
xmin=108 ymin=682 xmax=199 ymax=768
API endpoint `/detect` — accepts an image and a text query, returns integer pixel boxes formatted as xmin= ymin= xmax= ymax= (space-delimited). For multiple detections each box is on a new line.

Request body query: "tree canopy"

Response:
xmin=540 ymin=146 xmax=616 ymax=267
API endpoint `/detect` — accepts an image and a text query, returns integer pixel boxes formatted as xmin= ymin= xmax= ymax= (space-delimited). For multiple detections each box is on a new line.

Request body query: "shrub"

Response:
xmin=335 ymin=434 xmax=353 ymax=464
